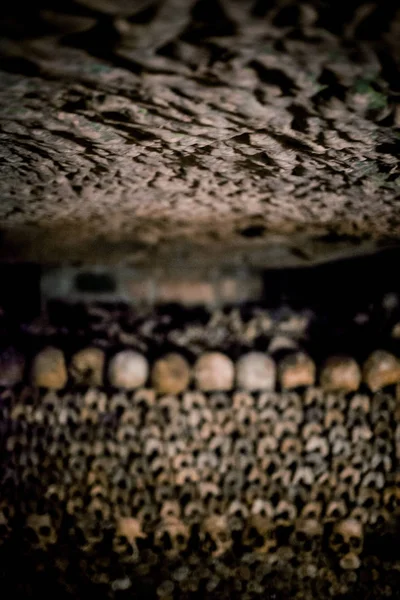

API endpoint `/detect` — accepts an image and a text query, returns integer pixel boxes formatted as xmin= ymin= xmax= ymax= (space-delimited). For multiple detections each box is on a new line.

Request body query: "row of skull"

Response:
xmin=2 ymin=346 xmax=400 ymax=395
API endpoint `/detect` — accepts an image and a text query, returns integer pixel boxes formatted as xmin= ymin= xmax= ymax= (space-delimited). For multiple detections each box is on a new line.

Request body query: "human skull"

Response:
xmin=154 ymin=517 xmax=190 ymax=557
xmin=75 ymin=516 xmax=108 ymax=554
xmin=279 ymin=352 xmax=316 ymax=390
xmin=383 ymin=486 xmax=400 ymax=513
xmin=350 ymin=506 xmax=369 ymax=525
xmin=320 ymin=356 xmax=361 ymax=392
xmin=194 ymin=352 xmax=234 ymax=392
xmin=368 ymin=508 xmax=391 ymax=530
xmin=329 ymin=519 xmax=363 ymax=570
xmin=236 ymin=352 xmax=276 ymax=391
xmin=274 ymin=500 xmax=297 ymax=525
xmin=363 ymin=350 xmax=400 ymax=392
xmin=151 ymin=353 xmax=191 ymax=395
xmin=25 ymin=514 xmax=57 ymax=550
xmin=227 ymin=500 xmax=249 ymax=532
xmin=305 ymin=435 xmax=329 ymax=457
xmin=31 ymin=347 xmax=68 ymax=390
xmin=201 ymin=514 xmax=232 ymax=557
xmin=242 ymin=514 xmax=277 ymax=554
xmin=290 ymin=518 xmax=323 ymax=554
xmin=108 ymin=350 xmax=149 ymax=390
xmin=114 ymin=517 xmax=146 ymax=560
xmin=183 ymin=500 xmax=204 ymax=524
xmin=326 ymin=500 xmax=348 ymax=522
xmin=70 ymin=347 xmax=105 ymax=386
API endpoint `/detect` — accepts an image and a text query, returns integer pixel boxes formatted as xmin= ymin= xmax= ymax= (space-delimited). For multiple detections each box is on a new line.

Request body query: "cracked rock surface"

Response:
xmin=0 ymin=0 xmax=399 ymax=265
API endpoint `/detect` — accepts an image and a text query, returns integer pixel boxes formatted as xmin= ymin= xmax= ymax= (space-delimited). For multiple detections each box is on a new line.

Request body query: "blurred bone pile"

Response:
xmin=0 ymin=302 xmax=399 ymax=599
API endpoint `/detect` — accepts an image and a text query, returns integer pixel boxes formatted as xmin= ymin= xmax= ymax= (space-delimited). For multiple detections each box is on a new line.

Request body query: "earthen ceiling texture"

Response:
xmin=0 ymin=0 xmax=399 ymax=266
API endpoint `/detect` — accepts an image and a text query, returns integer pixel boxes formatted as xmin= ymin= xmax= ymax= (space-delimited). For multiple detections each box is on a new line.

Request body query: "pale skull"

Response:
xmin=201 ymin=514 xmax=232 ymax=557
xmin=114 ymin=517 xmax=146 ymax=560
xmin=290 ymin=518 xmax=323 ymax=554
xmin=155 ymin=517 xmax=189 ymax=557
xmin=329 ymin=519 xmax=364 ymax=570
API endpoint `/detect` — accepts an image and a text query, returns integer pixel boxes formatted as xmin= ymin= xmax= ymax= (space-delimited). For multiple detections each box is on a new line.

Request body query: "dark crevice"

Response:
xmin=249 ymin=60 xmax=297 ymax=96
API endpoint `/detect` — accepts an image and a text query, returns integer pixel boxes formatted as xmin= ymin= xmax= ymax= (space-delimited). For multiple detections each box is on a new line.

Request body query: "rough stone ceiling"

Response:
xmin=0 ymin=0 xmax=399 ymax=265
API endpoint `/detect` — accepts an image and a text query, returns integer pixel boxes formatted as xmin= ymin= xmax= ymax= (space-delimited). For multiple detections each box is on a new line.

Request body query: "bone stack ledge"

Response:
xmin=0 ymin=292 xmax=399 ymax=600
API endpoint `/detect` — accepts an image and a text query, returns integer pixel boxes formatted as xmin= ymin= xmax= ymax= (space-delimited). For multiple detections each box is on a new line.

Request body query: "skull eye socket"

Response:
xmin=277 ymin=510 xmax=289 ymax=521
xmin=363 ymin=497 xmax=374 ymax=509
xmin=350 ymin=536 xmax=361 ymax=548
xmin=39 ymin=525 xmax=51 ymax=537
xmin=206 ymin=535 xmax=217 ymax=553
xmin=218 ymin=531 xmax=228 ymax=543
xmin=248 ymin=526 xmax=258 ymax=540
xmin=331 ymin=533 xmax=344 ymax=546
xmin=153 ymin=467 xmax=163 ymax=479
xmin=148 ymin=450 xmax=159 ymax=462
xmin=270 ymin=492 xmax=280 ymax=507
xmin=161 ymin=532 xmax=172 ymax=550
xmin=304 ymin=540 xmax=312 ymax=552
xmin=139 ymin=509 xmax=151 ymax=523
xmin=117 ymin=535 xmax=127 ymax=546
xmin=376 ymin=515 xmax=385 ymax=526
